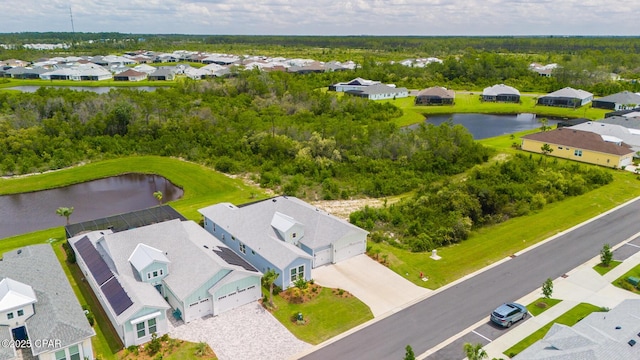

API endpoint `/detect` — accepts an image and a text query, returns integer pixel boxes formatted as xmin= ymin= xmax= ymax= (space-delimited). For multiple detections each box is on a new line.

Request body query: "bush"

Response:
xmin=127 ymin=345 xmax=139 ymax=356
xmin=63 ymin=242 xmax=76 ymax=264
xmin=147 ymin=333 xmax=161 ymax=355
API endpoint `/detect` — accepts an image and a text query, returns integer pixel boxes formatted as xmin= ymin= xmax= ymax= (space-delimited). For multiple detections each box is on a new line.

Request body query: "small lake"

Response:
xmin=0 ymin=173 xmax=183 ymax=239
xmin=422 ymin=113 xmax=561 ymax=139
xmin=4 ymin=86 xmax=159 ymax=94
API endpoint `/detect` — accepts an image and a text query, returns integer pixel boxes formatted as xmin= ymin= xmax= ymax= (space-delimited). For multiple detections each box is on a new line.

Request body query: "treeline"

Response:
xmin=350 ymin=153 xmax=614 ymax=252
xmin=0 ymin=71 xmax=491 ymax=199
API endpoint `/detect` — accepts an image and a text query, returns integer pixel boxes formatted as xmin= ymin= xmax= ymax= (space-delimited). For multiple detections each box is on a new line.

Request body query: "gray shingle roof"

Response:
xmin=416 ymin=87 xmax=455 ymax=98
xmin=351 ymin=83 xmax=408 ymax=96
xmin=483 ymin=84 xmax=520 ymax=96
xmin=0 ymin=245 xmax=95 ymax=356
xmin=199 ymin=196 xmax=368 ymax=268
xmin=601 ymin=115 xmax=640 ymax=130
xmin=594 ymin=91 xmax=640 ymax=105
xmin=515 ymin=299 xmax=640 ymax=360
xmin=543 ymin=87 xmax=593 ymax=100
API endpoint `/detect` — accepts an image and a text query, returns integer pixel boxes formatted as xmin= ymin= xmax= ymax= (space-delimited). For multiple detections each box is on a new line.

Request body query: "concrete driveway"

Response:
xmin=312 ymin=254 xmax=430 ymax=317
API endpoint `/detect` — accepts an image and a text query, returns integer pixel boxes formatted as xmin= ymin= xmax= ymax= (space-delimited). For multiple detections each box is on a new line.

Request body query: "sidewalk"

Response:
xmin=483 ymin=241 xmax=640 ymax=359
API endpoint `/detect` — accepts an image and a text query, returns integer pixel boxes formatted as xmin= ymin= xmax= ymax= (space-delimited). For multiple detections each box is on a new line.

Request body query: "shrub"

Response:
xmin=127 ymin=345 xmax=139 ymax=355
xmin=147 ymin=333 xmax=161 ymax=355
xmin=63 ymin=242 xmax=76 ymax=264
xmin=194 ymin=342 xmax=208 ymax=357
xmin=160 ymin=333 xmax=169 ymax=342
xmin=294 ymin=277 xmax=308 ymax=290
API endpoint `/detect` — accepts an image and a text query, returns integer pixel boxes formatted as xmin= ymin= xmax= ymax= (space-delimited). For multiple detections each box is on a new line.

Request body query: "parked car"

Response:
xmin=490 ymin=302 xmax=528 ymax=328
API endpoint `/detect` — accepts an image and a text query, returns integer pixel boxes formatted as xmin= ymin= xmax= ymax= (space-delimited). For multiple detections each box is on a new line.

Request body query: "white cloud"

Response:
xmin=1 ymin=0 xmax=639 ymax=35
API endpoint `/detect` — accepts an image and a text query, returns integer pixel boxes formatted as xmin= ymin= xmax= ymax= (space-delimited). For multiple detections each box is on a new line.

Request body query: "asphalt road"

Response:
xmin=301 ymin=197 xmax=640 ymax=360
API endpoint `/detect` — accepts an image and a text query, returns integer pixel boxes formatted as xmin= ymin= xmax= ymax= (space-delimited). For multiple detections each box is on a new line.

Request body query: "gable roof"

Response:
xmin=351 ymin=83 xmax=408 ymax=96
xmin=522 ymin=128 xmax=634 ymax=156
xmin=128 ymin=243 xmax=170 ymax=273
xmin=483 ymin=84 xmax=520 ymax=96
xmin=569 ymin=121 xmax=640 ymax=152
xmin=601 ymin=115 xmax=640 ymax=130
xmin=0 ymin=278 xmax=37 ymax=312
xmin=115 ymin=69 xmax=147 ymax=77
xmin=199 ymin=196 xmax=368 ymax=268
xmin=594 ymin=91 xmax=640 ymax=105
xmin=542 ymin=87 xmax=593 ymax=100
xmin=0 ymin=245 xmax=95 ymax=356
xmin=416 ymin=87 xmax=455 ymax=98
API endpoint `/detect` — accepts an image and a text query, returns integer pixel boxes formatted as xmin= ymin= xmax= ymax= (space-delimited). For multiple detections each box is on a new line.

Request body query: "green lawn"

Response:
xmin=370 ymin=169 xmax=640 ymax=289
xmin=593 ymin=261 xmax=622 ymax=276
xmin=505 ymin=303 xmax=603 ymax=357
xmin=387 ymin=92 xmax=609 ymax=127
xmin=526 ymin=298 xmax=562 ymax=317
xmin=267 ymin=287 xmax=373 ymax=344
xmin=612 ymin=263 xmax=640 ymax=294
xmin=0 ymin=78 xmax=176 ymax=89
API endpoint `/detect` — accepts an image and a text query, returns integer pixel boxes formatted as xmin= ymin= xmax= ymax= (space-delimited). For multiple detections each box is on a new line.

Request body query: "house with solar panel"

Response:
xmin=199 ymin=196 xmax=369 ymax=290
xmin=68 ymin=219 xmax=261 ymax=347
xmin=0 ymin=245 xmax=95 ymax=360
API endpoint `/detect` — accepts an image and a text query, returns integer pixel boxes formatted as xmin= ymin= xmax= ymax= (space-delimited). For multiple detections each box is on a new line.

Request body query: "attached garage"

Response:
xmin=214 ymin=285 xmax=261 ymax=315
xmin=334 ymin=240 xmax=365 ymax=263
xmin=313 ymin=247 xmax=332 ymax=267
xmin=185 ymin=298 xmax=212 ymax=323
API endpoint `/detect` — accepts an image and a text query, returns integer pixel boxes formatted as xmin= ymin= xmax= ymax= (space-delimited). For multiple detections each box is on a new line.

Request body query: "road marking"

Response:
xmin=625 ymin=242 xmax=640 ymax=249
xmin=471 ymin=330 xmax=493 ymax=343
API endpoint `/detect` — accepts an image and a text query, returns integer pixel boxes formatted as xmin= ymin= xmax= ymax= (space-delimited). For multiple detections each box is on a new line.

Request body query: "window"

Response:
xmin=574 ymin=149 xmax=583 ymax=157
xmin=232 ymin=236 xmax=236 ymax=241
xmin=7 ymin=312 xmax=13 ymax=320
xmin=159 ymin=269 xmax=163 ymax=276
xmin=213 ymin=223 xmax=216 ymax=231
xmin=153 ymin=270 xmax=158 ymax=277
xmin=292 ymin=233 xmax=297 ymax=238
xmin=239 ymin=243 xmax=246 ymax=254
xmin=55 ymin=350 xmax=67 ymax=360
xmin=291 ymin=265 xmax=305 ymax=282
xmin=69 ymin=345 xmax=80 ymax=360
xmin=222 ymin=234 xmax=225 ymax=240
xmin=147 ymin=273 xmax=151 ymax=279
xmin=17 ymin=309 xmax=24 ymax=316
xmin=136 ymin=322 xmax=146 ymax=338
xmin=558 ymin=146 xmax=563 ymax=150
xmin=148 ymin=318 xmax=157 ymax=334
xmin=251 ymin=250 xmax=255 ymax=255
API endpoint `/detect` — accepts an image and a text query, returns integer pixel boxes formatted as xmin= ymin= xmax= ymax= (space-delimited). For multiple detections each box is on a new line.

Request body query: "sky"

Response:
xmin=2 ymin=0 xmax=640 ymax=36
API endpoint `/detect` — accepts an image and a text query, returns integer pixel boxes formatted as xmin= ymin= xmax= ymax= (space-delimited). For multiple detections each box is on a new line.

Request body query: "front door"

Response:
xmin=12 ymin=326 xmax=28 ymax=341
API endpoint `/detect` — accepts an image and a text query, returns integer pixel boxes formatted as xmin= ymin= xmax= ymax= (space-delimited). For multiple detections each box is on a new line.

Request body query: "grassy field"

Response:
xmin=0 ymin=156 xmax=267 ymax=221
xmin=505 ymin=303 xmax=603 ymax=357
xmin=387 ymin=93 xmax=609 ymax=127
xmin=526 ymin=298 xmax=562 ymax=317
xmin=267 ymin=286 xmax=373 ymax=344
xmin=0 ymin=78 xmax=176 ymax=89
xmin=370 ymin=168 xmax=640 ymax=289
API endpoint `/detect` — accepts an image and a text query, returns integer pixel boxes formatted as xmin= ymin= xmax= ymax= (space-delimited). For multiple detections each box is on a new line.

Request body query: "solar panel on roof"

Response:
xmin=101 ymin=277 xmax=133 ymax=316
xmin=212 ymin=247 xmax=258 ymax=272
xmin=74 ymin=236 xmax=114 ymax=286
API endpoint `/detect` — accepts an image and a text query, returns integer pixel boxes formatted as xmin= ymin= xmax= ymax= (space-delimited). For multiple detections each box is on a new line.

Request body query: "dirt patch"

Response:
xmin=279 ymin=283 xmax=323 ymax=304
xmin=310 ymin=198 xmax=386 ymax=221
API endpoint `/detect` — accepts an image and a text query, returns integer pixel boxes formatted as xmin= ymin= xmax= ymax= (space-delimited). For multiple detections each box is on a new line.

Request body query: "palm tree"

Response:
xmin=56 ymin=206 xmax=74 ymax=225
xmin=463 ymin=343 xmax=487 ymax=360
xmin=262 ymin=269 xmax=279 ymax=308
xmin=153 ymin=191 xmax=163 ymax=205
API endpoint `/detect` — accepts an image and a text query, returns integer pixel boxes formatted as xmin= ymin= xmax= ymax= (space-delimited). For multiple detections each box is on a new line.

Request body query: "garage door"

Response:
xmin=185 ymin=298 xmax=212 ymax=323
xmin=214 ymin=285 xmax=261 ymax=315
xmin=334 ymin=240 xmax=365 ymax=263
xmin=621 ymin=157 xmax=633 ymax=167
xmin=313 ymin=248 xmax=332 ymax=267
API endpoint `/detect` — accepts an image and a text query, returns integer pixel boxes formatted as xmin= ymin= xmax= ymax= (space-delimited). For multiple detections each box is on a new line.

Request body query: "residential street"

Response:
xmin=299 ymin=197 xmax=640 ymax=360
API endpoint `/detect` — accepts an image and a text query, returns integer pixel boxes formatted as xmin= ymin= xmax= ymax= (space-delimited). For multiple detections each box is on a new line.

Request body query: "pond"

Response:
xmin=421 ymin=113 xmax=561 ymax=139
xmin=0 ymin=173 xmax=183 ymax=239
xmin=4 ymin=86 xmax=159 ymax=94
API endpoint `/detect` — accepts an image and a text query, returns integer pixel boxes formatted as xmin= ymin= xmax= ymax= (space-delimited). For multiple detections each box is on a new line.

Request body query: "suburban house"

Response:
xmin=592 ymin=91 xmax=640 ymax=111
xmin=148 ymin=68 xmax=175 ymax=81
xmin=515 ymin=299 xmax=640 ymax=360
xmin=40 ymin=63 xmax=112 ymax=81
xmin=601 ymin=115 xmax=640 ymax=130
xmin=68 ymin=219 xmax=261 ymax=347
xmin=3 ymin=67 xmax=48 ymax=79
xmin=521 ymin=128 xmax=635 ymax=168
xmin=344 ymin=83 xmax=409 ymax=100
xmin=482 ymin=84 xmax=520 ymax=102
xmin=328 ymin=77 xmax=381 ymax=92
xmin=0 ymin=245 xmax=95 ymax=360
xmin=414 ymin=87 xmax=455 ymax=105
xmin=199 ymin=196 xmax=369 ymax=290
xmin=113 ymin=69 xmax=148 ymax=82
xmin=537 ymin=87 xmax=593 ymax=108
xmin=568 ymin=121 xmax=640 ymax=155
xmin=529 ymin=63 xmax=557 ymax=77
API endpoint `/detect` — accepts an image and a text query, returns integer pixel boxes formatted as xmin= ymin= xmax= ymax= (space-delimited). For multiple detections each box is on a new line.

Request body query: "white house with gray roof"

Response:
xmin=0 ymin=245 xmax=95 ymax=360
xmin=537 ymin=87 xmax=593 ymax=108
xmin=69 ymin=219 xmax=261 ymax=347
xmin=199 ymin=196 xmax=369 ymax=289
xmin=345 ymin=83 xmax=409 ymax=100
xmin=592 ymin=91 xmax=640 ymax=111
xmin=515 ymin=299 xmax=640 ymax=360
xmin=482 ymin=84 xmax=521 ymax=102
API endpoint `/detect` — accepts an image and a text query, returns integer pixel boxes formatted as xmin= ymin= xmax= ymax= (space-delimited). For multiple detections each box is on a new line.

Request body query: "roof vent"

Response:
xmin=616 ymin=326 xmax=622 ymax=330
xmin=17 ymin=249 xmax=21 ymax=255
xmin=629 ymin=339 xmax=636 ymax=347
xmin=203 ymin=245 xmax=209 ymax=249
xmin=272 ymin=199 xmax=277 ymax=202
